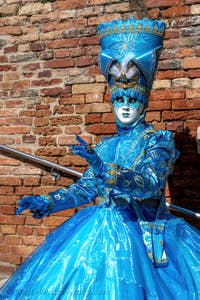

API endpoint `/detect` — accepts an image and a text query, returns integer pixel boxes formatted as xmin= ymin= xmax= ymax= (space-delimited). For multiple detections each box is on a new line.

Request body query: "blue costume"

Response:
xmin=1 ymin=18 xmax=200 ymax=300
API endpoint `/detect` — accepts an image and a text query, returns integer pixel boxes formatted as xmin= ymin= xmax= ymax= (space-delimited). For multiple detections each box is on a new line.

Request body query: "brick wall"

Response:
xmin=0 ymin=0 xmax=199 ymax=274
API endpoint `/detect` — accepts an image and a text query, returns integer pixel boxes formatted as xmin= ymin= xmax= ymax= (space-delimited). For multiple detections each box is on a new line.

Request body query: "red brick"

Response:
xmin=1 ymin=225 xmax=16 ymax=235
xmin=146 ymin=0 xmax=184 ymax=8
xmin=0 ymin=205 xmax=15 ymax=214
xmin=4 ymin=235 xmax=22 ymax=245
xmin=148 ymin=8 xmax=161 ymax=19
xmin=0 ymin=185 xmax=14 ymax=196
xmin=38 ymin=70 xmax=51 ymax=78
xmin=163 ymin=6 xmax=191 ymax=17
xmin=186 ymin=0 xmax=200 ymax=2
xmin=53 ymin=105 xmax=74 ymax=115
xmin=68 ymin=47 xmax=86 ymax=58
xmin=34 ymin=117 xmax=49 ymax=127
xmin=35 ymin=147 xmax=66 ymax=157
xmin=33 ymin=227 xmax=50 ymax=236
xmin=54 ymin=49 xmax=70 ymax=59
xmin=50 ymin=116 xmax=83 ymax=126
xmin=176 ymin=48 xmax=194 ymax=58
xmin=0 ymin=264 xmax=15 ymax=274
xmin=86 ymin=93 xmax=103 ymax=103
xmin=0 ymin=254 xmax=21 ymax=265
xmin=22 ymin=236 xmax=44 ymax=246
xmin=17 ymin=226 xmax=33 ymax=236
xmin=41 ymin=87 xmax=68 ymax=97
xmin=4 ymin=45 xmax=17 ymax=53
xmin=0 ymin=136 xmax=15 ymax=146
xmin=52 ymin=208 xmax=76 ymax=218
xmin=88 ymin=14 xmax=121 ymax=26
xmin=148 ymin=100 xmax=171 ymax=111
xmin=76 ymin=103 xmax=110 ymax=113
xmin=0 ymin=244 xmax=11 ymax=255
xmin=0 ymin=56 xmax=8 ymax=63
xmin=42 ymin=216 xmax=66 ymax=226
xmin=188 ymin=69 xmax=200 ymax=78
xmin=85 ymin=113 xmax=102 ymax=124
xmin=55 ymin=0 xmax=87 ymax=10
xmin=102 ymin=113 xmax=115 ymax=123
xmin=163 ymin=110 xmax=200 ymax=121
xmin=33 ymin=127 xmax=63 ymax=136
xmin=0 ymin=126 xmax=31 ymax=134
xmin=79 ymin=36 xmax=99 ymax=46
xmin=0 ymin=193 xmax=15 ymax=201
xmin=0 ymin=177 xmax=22 ymax=186
xmin=13 ymin=80 xmax=30 ymax=90
xmin=0 ymin=26 xmax=22 ymax=35
xmin=59 ymin=95 xmax=85 ymax=105
xmin=183 ymin=57 xmax=200 ymax=69
xmin=186 ymin=89 xmax=200 ymax=99
xmin=146 ymin=112 xmax=161 ymax=122
xmin=15 ymin=187 xmax=33 ymax=196
xmin=5 ymin=100 xmax=25 ymax=108
xmin=46 ymin=38 xmax=78 ymax=49
xmin=150 ymin=89 xmax=185 ymax=100
xmin=38 ymin=137 xmax=57 ymax=146
xmin=30 ymin=42 xmax=45 ymax=52
xmin=59 ymin=155 xmax=86 ymax=166
xmin=75 ymin=56 xmax=94 ymax=67
xmin=0 ymin=65 xmax=13 ymax=72
xmin=156 ymin=70 xmax=186 ymax=79
xmin=65 ymin=126 xmax=81 ymax=135
xmin=0 ymin=81 xmax=13 ymax=90
xmin=0 ymin=214 xmax=25 ymax=225
xmin=58 ymin=135 xmax=92 ymax=146
xmin=44 ymin=58 xmax=74 ymax=69
xmin=88 ymin=0 xmax=109 ymax=4
xmin=31 ymin=78 xmax=62 ymax=87
xmin=23 ymin=177 xmax=40 ymax=187
xmin=25 ymin=216 xmax=42 ymax=226
xmin=23 ymin=63 xmax=40 ymax=70
xmin=10 ymin=245 xmax=35 ymax=256
xmin=87 ymin=123 xmax=116 ymax=134
xmin=166 ymin=121 xmax=184 ymax=131
xmin=22 ymin=135 xmax=37 ymax=143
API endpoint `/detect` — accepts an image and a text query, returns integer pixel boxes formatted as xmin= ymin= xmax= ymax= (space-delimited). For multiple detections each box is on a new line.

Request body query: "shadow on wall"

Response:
xmin=168 ymin=126 xmax=200 ymax=229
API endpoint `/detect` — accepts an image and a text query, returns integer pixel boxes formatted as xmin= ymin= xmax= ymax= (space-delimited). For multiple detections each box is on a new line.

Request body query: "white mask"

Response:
xmin=113 ymin=95 xmax=144 ymax=126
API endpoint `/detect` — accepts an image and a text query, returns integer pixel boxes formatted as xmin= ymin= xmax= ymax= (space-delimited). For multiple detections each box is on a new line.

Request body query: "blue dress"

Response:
xmin=1 ymin=118 xmax=200 ymax=300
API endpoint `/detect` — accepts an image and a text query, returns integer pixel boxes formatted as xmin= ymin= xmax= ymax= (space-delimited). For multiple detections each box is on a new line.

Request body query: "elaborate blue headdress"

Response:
xmin=97 ymin=18 xmax=166 ymax=106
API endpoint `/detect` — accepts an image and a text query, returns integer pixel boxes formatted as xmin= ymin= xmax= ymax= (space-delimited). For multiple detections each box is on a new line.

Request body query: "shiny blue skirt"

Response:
xmin=0 ymin=205 xmax=200 ymax=299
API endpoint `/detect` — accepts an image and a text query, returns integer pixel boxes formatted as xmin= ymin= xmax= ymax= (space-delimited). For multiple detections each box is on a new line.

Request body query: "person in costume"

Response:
xmin=1 ymin=18 xmax=199 ymax=300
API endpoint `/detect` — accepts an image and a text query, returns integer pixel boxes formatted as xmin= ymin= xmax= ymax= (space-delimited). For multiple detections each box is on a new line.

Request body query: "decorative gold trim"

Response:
xmin=99 ymin=25 xmax=165 ymax=40
xmin=110 ymin=84 xmax=150 ymax=96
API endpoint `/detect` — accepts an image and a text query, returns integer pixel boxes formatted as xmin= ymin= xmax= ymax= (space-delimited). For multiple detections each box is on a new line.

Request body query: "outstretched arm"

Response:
xmin=16 ymin=167 xmax=98 ymax=218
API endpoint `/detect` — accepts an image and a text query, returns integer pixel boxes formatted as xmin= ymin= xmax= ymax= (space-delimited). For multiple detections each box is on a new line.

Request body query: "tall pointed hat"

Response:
xmin=97 ymin=18 xmax=166 ymax=106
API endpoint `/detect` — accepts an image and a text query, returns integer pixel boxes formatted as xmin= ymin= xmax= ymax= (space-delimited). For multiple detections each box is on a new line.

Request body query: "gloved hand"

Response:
xmin=15 ymin=195 xmax=52 ymax=219
xmin=71 ymin=135 xmax=105 ymax=176
xmin=109 ymin=189 xmax=131 ymax=208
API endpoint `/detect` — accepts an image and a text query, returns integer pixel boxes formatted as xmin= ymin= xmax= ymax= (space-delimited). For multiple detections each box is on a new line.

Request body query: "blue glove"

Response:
xmin=109 ymin=189 xmax=131 ymax=208
xmin=15 ymin=195 xmax=52 ymax=219
xmin=71 ymin=135 xmax=105 ymax=176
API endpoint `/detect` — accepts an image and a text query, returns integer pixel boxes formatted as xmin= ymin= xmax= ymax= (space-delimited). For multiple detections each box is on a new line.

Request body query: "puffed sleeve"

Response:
xmin=44 ymin=167 xmax=98 ymax=213
xmin=104 ymin=130 xmax=179 ymax=200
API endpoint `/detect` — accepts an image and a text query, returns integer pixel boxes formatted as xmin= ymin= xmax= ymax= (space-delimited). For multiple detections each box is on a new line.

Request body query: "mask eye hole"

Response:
xmin=115 ymin=97 xmax=123 ymax=103
xmin=129 ymin=98 xmax=136 ymax=104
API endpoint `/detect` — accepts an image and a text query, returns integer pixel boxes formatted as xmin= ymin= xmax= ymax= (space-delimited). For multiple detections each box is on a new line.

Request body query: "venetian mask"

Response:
xmin=113 ymin=95 xmax=144 ymax=126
